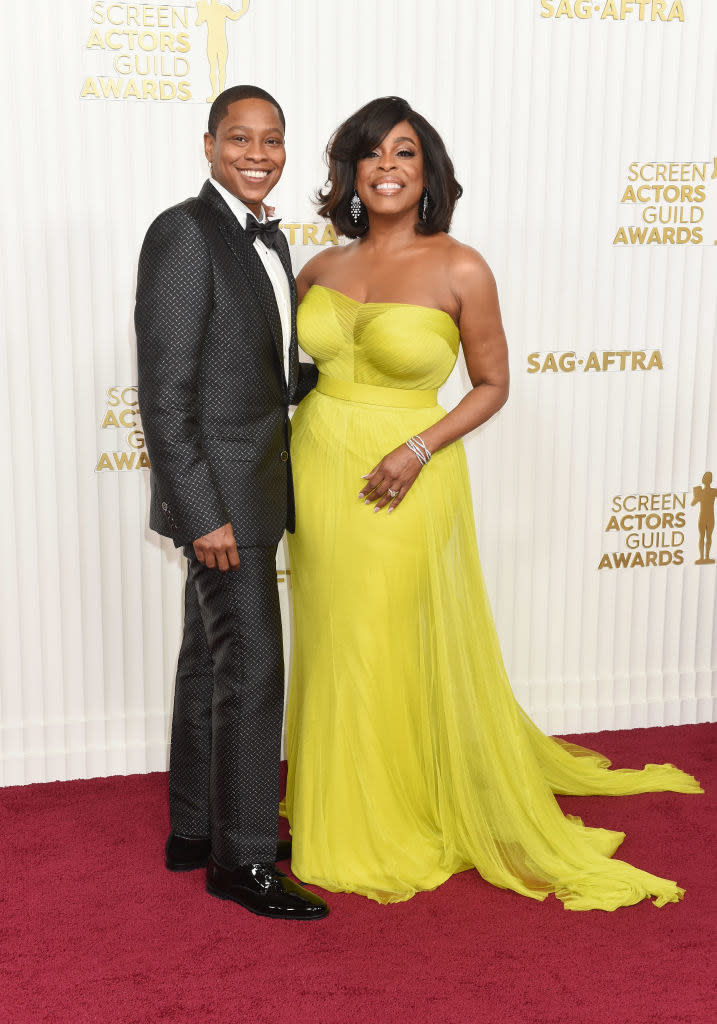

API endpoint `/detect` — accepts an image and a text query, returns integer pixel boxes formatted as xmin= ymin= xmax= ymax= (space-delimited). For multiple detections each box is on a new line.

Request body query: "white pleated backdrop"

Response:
xmin=1 ymin=0 xmax=716 ymax=786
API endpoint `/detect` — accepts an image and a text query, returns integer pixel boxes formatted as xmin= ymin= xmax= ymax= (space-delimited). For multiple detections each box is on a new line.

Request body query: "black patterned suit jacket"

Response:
xmin=135 ymin=181 xmax=317 ymax=548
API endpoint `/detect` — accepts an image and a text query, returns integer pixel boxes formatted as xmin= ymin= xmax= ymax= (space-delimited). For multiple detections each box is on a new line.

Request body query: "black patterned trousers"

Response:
xmin=168 ymin=545 xmax=284 ymax=866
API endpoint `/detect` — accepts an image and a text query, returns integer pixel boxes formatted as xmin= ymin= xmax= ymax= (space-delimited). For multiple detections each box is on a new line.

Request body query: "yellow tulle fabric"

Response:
xmin=283 ymin=285 xmax=702 ymax=910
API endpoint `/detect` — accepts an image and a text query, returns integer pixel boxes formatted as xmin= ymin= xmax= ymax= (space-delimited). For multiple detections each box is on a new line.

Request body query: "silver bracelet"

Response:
xmin=405 ymin=434 xmax=432 ymax=466
xmin=406 ymin=438 xmax=426 ymax=465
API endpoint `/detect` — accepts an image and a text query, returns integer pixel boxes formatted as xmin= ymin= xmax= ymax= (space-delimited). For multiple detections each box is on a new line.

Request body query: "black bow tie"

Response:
xmin=244 ymin=217 xmax=281 ymax=249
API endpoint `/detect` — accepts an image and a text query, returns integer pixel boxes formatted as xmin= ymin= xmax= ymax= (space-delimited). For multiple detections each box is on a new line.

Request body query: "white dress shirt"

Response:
xmin=209 ymin=177 xmax=291 ymax=384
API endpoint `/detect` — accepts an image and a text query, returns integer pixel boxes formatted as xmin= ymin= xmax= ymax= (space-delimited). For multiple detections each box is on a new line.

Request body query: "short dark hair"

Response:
xmin=316 ymin=96 xmax=462 ymax=238
xmin=207 ymin=85 xmax=285 ymax=137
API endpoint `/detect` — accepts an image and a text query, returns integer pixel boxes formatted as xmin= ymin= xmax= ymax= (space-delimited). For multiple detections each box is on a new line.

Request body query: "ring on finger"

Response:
xmin=387 ymin=488 xmax=399 ymax=498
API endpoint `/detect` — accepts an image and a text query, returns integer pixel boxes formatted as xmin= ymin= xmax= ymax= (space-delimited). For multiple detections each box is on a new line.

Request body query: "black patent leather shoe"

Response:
xmin=206 ymin=856 xmax=329 ymax=920
xmin=165 ymin=833 xmax=211 ymax=872
xmin=166 ymin=834 xmax=292 ymax=871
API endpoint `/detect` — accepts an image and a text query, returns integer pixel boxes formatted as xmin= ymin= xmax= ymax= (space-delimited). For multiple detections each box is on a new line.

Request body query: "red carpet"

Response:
xmin=2 ymin=723 xmax=714 ymax=1024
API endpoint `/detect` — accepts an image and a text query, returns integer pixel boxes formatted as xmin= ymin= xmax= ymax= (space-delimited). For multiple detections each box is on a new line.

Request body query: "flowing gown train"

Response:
xmin=283 ymin=285 xmax=702 ymax=910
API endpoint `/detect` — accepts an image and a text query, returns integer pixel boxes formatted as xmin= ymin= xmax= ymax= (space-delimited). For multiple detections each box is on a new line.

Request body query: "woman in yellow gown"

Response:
xmin=283 ymin=97 xmax=702 ymax=910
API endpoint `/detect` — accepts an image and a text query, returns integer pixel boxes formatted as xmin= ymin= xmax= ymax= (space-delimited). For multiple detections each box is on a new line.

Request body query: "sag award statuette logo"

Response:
xmin=692 ymin=472 xmax=717 ymax=565
xmin=598 ymin=476 xmax=717 ymax=569
xmin=96 ymin=386 xmax=150 ymax=471
xmin=196 ymin=0 xmax=249 ymax=102
xmin=81 ymin=1 xmax=251 ymax=103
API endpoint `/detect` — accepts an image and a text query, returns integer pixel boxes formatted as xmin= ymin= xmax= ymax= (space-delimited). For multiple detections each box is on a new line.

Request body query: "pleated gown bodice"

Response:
xmin=296 ymin=283 xmax=460 ymax=391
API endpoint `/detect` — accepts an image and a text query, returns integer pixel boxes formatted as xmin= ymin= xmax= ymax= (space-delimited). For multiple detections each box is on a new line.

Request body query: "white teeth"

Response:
xmin=240 ymin=170 xmax=270 ymax=178
xmin=375 ymin=183 xmax=402 ymax=192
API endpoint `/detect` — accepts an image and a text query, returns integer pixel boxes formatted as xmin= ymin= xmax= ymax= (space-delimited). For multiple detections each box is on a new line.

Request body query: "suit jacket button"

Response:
xmin=280 ymin=450 xmax=289 ymax=462
xmin=161 ymin=501 xmax=168 ymax=511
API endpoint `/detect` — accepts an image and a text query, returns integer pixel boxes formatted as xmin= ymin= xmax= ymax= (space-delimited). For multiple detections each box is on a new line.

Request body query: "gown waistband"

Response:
xmin=316 ymin=374 xmax=438 ymax=409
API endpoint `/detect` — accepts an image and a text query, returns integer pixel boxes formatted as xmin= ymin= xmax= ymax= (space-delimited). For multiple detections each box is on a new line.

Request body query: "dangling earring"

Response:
xmin=420 ymin=188 xmax=429 ymax=222
xmin=350 ymin=190 xmax=363 ymax=224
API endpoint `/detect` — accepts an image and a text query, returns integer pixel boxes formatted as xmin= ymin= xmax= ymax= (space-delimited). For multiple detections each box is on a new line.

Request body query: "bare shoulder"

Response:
xmin=436 ymin=237 xmax=503 ymax=331
xmin=442 ymin=237 xmax=497 ymax=295
xmin=297 ymin=247 xmax=332 ymax=286
xmin=296 ymin=243 xmax=353 ymax=288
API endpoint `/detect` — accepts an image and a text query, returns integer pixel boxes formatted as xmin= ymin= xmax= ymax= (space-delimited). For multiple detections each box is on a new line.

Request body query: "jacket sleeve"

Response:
xmin=135 ymin=207 xmax=228 ymax=542
xmin=293 ymin=360 xmax=319 ymax=404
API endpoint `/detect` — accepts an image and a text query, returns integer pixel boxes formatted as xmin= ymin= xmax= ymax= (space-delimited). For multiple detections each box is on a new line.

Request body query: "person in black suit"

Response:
xmin=135 ymin=85 xmax=326 ymax=920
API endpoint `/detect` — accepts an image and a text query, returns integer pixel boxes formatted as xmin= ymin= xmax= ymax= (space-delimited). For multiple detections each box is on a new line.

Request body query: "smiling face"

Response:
xmin=204 ymin=97 xmax=286 ymax=216
xmin=354 ymin=119 xmax=425 ymax=221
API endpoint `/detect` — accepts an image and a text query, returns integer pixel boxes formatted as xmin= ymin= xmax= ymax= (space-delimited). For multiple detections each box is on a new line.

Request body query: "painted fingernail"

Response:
xmin=364 ymin=499 xmax=370 ymax=505
xmin=374 ymin=506 xmax=381 ymax=513
xmin=358 ymin=493 xmax=365 ymax=499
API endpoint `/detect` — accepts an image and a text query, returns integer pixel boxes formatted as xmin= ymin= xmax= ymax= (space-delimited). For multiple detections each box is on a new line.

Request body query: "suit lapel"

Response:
xmin=200 ymin=182 xmax=287 ymax=388
xmin=274 ymin=232 xmax=298 ymax=397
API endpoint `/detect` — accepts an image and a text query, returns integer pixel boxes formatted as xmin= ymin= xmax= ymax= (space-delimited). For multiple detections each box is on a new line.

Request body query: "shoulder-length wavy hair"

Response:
xmin=317 ymin=96 xmax=462 ymax=238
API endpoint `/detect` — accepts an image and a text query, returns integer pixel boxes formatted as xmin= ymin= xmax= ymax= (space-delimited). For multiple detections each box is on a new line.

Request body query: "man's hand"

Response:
xmin=193 ymin=523 xmax=240 ymax=571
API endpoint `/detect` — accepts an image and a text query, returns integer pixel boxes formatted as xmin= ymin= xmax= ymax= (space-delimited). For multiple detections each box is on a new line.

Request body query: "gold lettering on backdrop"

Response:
xmin=598 ymin=492 xmax=689 ymax=570
xmin=614 ymin=160 xmax=715 ymax=245
xmin=320 ymin=224 xmax=339 ymax=245
xmin=91 ymin=4 xmax=189 ymax=28
xmin=96 ymin=385 xmax=150 ymax=472
xmin=280 ymin=224 xmax=340 ymax=247
xmin=691 ymin=473 xmax=717 ymax=564
xmin=526 ymin=350 xmax=662 ymax=373
xmin=101 ymin=409 xmax=121 ymax=428
xmin=540 ymin=0 xmax=685 ymax=19
xmin=95 ymin=451 xmax=151 ymax=471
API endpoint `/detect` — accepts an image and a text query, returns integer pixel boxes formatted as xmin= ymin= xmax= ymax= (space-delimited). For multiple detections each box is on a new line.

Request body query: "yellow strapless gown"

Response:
xmin=283 ymin=285 xmax=702 ymax=910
